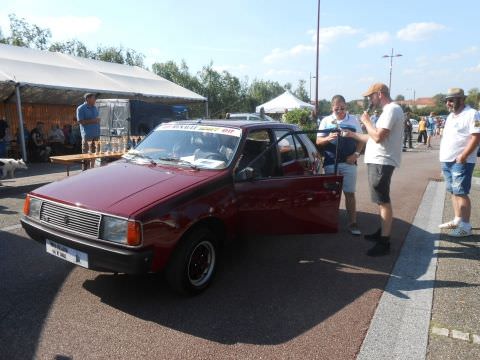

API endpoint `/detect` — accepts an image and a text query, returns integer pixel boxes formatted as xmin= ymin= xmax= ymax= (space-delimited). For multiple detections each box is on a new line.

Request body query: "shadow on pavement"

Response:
xmin=81 ymin=210 xmax=476 ymax=346
xmin=0 ymin=230 xmax=73 ymax=359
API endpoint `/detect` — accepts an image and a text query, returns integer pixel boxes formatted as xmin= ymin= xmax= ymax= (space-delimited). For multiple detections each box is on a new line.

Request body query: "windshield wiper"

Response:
xmin=124 ymin=151 xmax=156 ymax=165
xmin=158 ymin=157 xmax=199 ymax=170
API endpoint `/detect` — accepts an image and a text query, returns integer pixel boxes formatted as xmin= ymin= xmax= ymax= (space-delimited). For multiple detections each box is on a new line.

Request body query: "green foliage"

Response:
xmin=3 ymin=14 xmax=51 ymax=50
xmin=282 ymin=108 xmax=317 ymax=141
xmin=294 ymin=80 xmax=309 ymax=102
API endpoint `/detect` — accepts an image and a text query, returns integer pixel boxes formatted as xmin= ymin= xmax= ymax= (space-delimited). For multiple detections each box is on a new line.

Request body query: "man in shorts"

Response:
xmin=439 ymin=88 xmax=480 ymax=237
xmin=317 ymin=95 xmax=364 ymax=235
xmin=344 ymin=83 xmax=404 ymax=256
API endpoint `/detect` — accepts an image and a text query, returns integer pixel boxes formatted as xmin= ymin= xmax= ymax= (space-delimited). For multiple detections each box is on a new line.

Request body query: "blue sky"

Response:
xmin=1 ymin=0 xmax=479 ymax=102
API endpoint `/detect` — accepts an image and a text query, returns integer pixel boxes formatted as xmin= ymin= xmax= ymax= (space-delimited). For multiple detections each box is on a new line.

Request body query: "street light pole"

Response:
xmin=382 ymin=48 xmax=402 ymax=93
xmin=309 ymin=72 xmax=316 ymax=102
xmin=314 ymin=0 xmax=320 ymax=116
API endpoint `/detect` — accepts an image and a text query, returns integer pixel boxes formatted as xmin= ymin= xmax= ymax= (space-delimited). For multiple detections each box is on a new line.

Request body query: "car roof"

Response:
xmin=167 ymin=119 xmax=298 ymax=131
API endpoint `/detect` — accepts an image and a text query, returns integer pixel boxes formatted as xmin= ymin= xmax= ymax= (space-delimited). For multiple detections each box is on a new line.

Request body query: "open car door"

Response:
xmin=234 ymin=128 xmax=343 ymax=235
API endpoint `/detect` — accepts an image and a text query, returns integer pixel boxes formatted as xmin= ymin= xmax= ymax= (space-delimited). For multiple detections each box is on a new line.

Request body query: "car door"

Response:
xmin=234 ymin=128 xmax=342 ymax=235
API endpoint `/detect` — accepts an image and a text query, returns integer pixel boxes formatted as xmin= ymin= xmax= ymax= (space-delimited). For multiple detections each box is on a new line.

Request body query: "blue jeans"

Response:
xmin=441 ymin=162 xmax=475 ymax=195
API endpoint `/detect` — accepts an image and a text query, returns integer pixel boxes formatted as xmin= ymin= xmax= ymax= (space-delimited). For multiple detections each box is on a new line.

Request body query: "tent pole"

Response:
xmin=15 ymin=84 xmax=28 ymax=162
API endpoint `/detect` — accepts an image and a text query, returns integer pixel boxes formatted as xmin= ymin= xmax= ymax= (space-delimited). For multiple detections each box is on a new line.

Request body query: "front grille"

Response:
xmin=40 ymin=201 xmax=101 ymax=238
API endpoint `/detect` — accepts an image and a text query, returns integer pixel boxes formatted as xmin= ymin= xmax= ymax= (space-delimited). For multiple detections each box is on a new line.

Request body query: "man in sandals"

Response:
xmin=439 ymin=88 xmax=480 ymax=237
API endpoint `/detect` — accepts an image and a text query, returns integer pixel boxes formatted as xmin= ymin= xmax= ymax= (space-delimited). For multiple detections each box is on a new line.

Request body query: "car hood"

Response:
xmin=31 ymin=160 xmax=227 ymax=217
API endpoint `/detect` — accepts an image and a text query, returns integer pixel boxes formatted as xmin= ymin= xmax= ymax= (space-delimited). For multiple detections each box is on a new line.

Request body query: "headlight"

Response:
xmin=24 ymin=196 xmax=42 ymax=219
xmin=101 ymin=216 xmax=128 ymax=244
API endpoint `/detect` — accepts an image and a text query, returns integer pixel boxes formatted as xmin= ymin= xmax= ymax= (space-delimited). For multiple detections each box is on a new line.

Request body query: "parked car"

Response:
xmin=410 ymin=119 xmax=419 ymax=133
xmin=228 ymin=113 xmax=275 ymax=121
xmin=21 ymin=120 xmax=342 ymax=295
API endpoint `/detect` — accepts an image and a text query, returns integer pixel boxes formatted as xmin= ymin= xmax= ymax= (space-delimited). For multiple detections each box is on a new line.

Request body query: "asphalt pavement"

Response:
xmin=1 ymin=144 xmax=479 ymax=359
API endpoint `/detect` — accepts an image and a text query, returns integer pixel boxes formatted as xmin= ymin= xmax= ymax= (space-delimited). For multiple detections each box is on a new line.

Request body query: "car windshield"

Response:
xmin=123 ymin=123 xmax=242 ymax=169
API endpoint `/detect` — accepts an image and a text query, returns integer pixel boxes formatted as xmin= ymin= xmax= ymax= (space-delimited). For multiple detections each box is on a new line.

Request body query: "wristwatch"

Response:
xmin=354 ymin=151 xmax=361 ymax=157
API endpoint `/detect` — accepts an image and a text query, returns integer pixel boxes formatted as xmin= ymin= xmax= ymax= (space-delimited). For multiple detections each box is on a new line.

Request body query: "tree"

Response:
xmin=395 ymin=94 xmax=405 ymax=101
xmin=49 ymin=39 xmax=92 ymax=58
xmin=466 ymin=88 xmax=479 ymax=108
xmin=93 ymin=46 xmax=145 ymax=67
xmin=3 ymin=14 xmax=51 ymax=50
xmin=294 ymin=80 xmax=309 ymax=102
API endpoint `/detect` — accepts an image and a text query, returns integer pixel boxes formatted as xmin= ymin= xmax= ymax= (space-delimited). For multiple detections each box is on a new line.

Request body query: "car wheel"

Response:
xmin=165 ymin=227 xmax=218 ymax=295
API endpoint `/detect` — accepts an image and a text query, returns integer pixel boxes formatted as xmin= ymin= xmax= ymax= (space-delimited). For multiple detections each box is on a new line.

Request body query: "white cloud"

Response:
xmin=466 ymin=64 xmax=480 ymax=73
xmin=397 ymin=22 xmax=446 ymax=41
xmin=357 ymin=76 xmax=376 ymax=83
xmin=358 ymin=32 xmax=390 ymax=48
xmin=308 ymin=25 xmax=360 ymax=45
xmin=263 ymin=45 xmax=316 ymax=64
xmin=403 ymin=68 xmax=421 ymax=75
xmin=440 ymin=46 xmax=479 ymax=62
xmin=265 ymin=25 xmax=359 ymax=64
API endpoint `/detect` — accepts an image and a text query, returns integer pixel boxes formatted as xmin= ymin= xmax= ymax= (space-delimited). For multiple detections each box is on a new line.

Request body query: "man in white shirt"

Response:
xmin=438 ymin=88 xmax=480 ymax=237
xmin=344 ymin=83 xmax=404 ymax=256
xmin=317 ymin=95 xmax=364 ymax=235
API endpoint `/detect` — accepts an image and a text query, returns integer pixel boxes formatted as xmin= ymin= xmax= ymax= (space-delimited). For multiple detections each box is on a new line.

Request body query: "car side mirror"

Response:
xmin=236 ymin=167 xmax=255 ymax=181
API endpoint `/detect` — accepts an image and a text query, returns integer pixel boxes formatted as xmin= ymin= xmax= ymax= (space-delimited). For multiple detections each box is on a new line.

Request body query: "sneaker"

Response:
xmin=364 ymin=228 xmax=381 ymax=241
xmin=448 ymin=226 xmax=472 ymax=237
xmin=367 ymin=239 xmax=390 ymax=256
xmin=439 ymin=220 xmax=459 ymax=229
xmin=348 ymin=223 xmax=362 ymax=236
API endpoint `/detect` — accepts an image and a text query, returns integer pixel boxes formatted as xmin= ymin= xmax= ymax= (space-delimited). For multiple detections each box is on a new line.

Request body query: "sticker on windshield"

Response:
xmin=157 ymin=123 xmax=241 ymax=137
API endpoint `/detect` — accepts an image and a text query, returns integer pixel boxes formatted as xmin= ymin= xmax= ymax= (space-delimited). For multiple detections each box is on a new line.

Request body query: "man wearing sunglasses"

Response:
xmin=317 ymin=95 xmax=364 ymax=236
xmin=438 ymin=88 xmax=480 ymax=237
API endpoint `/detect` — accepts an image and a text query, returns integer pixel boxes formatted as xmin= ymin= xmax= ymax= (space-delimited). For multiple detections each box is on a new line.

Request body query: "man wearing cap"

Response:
xmin=76 ymin=93 xmax=100 ymax=169
xmin=344 ymin=83 xmax=404 ymax=256
xmin=438 ymin=88 xmax=480 ymax=237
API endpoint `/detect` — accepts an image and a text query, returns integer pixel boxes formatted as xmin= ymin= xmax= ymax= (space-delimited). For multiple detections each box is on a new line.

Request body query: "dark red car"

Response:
xmin=21 ymin=120 xmax=342 ymax=294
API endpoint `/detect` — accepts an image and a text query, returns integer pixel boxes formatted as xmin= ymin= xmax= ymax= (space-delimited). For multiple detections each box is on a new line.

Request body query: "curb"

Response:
xmin=357 ymin=180 xmax=445 ymax=360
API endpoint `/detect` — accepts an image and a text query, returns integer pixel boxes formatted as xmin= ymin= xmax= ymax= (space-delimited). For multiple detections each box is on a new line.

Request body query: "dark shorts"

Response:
xmin=367 ymin=164 xmax=395 ymax=204
xmin=441 ymin=162 xmax=475 ymax=195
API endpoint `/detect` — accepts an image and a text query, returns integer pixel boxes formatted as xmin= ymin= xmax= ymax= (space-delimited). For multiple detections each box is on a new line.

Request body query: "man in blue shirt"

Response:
xmin=76 ymin=93 xmax=100 ymax=169
xmin=317 ymin=95 xmax=365 ymax=235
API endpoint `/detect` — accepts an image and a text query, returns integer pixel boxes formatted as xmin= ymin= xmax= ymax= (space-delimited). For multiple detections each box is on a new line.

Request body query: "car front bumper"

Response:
xmin=21 ymin=216 xmax=153 ymax=274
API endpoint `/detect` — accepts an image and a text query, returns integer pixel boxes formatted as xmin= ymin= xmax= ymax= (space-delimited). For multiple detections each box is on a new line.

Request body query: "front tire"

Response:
xmin=165 ymin=227 xmax=218 ymax=295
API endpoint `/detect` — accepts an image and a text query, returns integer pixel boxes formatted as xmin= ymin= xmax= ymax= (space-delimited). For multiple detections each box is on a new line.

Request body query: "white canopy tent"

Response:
xmin=255 ymin=90 xmax=314 ymax=114
xmin=0 ymin=44 xmax=207 ymax=160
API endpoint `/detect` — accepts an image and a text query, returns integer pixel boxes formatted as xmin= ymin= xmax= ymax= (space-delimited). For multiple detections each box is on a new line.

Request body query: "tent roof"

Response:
xmin=0 ymin=43 xmax=206 ymax=105
xmin=255 ymin=90 xmax=314 ymax=113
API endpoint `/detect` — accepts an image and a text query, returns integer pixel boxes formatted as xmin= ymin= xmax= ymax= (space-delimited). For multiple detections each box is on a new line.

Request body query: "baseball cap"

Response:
xmin=445 ymin=88 xmax=466 ymax=99
xmin=363 ymin=83 xmax=389 ymax=97
xmin=84 ymin=92 xmax=96 ymax=99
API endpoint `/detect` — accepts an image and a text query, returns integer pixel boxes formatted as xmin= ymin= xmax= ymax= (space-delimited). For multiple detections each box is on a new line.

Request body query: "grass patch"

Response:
xmin=474 ymin=168 xmax=480 ymax=178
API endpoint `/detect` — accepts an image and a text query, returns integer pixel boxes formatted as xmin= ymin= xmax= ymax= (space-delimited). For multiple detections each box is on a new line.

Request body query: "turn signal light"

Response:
xmin=127 ymin=221 xmax=142 ymax=246
xmin=23 ymin=195 xmax=30 ymax=215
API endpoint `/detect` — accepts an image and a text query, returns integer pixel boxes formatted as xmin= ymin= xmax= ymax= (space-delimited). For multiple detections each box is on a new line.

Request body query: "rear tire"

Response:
xmin=165 ymin=226 xmax=218 ymax=295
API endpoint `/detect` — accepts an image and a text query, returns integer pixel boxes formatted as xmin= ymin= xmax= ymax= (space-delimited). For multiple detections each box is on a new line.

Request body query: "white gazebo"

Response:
xmin=255 ymin=90 xmax=314 ymax=114
xmin=0 ymin=43 xmax=206 ymax=161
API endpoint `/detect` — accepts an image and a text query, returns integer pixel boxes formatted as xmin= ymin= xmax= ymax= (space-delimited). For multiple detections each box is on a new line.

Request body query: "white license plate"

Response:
xmin=46 ymin=239 xmax=89 ymax=268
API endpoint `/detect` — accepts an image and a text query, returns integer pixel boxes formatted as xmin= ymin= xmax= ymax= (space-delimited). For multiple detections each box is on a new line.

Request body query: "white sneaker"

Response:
xmin=439 ymin=220 xmax=459 ymax=229
xmin=448 ymin=225 xmax=472 ymax=237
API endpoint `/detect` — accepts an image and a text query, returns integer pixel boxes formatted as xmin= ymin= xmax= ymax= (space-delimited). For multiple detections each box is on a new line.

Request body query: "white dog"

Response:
xmin=0 ymin=158 xmax=28 ymax=178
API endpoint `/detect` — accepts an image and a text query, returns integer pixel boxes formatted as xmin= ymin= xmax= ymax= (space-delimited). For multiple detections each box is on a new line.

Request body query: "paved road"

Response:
xmin=0 ymin=145 xmax=441 ymax=360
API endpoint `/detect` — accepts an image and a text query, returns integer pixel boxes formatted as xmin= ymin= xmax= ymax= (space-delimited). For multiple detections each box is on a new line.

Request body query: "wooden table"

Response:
xmin=50 ymin=152 xmax=125 ymax=176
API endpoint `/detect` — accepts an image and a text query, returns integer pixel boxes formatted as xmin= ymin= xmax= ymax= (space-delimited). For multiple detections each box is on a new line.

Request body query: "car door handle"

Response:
xmin=277 ymin=198 xmax=287 ymax=202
